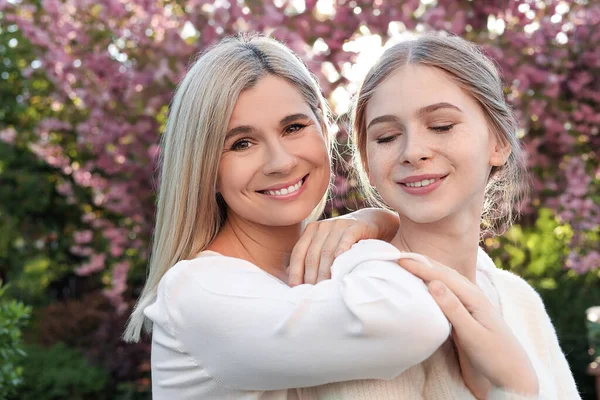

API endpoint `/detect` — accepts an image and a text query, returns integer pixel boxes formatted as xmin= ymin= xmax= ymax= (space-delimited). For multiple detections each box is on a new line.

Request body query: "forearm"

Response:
xmin=166 ymin=253 xmax=449 ymax=390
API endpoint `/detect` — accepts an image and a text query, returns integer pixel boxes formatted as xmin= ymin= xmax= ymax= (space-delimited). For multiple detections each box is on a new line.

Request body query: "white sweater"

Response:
xmin=144 ymin=240 xmax=451 ymax=399
xmin=144 ymin=240 xmax=579 ymax=399
xmin=299 ymin=248 xmax=581 ymax=400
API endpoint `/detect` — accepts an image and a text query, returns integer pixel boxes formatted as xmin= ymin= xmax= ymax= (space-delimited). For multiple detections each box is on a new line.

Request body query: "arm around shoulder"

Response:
xmin=156 ymin=253 xmax=449 ymax=391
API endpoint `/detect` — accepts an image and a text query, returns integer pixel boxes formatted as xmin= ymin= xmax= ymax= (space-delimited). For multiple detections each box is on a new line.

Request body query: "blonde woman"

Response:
xmin=123 ymin=34 xmax=452 ymax=399
xmin=301 ymin=34 xmax=580 ymax=399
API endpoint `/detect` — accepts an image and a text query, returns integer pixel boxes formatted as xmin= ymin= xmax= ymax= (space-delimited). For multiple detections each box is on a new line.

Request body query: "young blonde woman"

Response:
xmin=300 ymin=34 xmax=580 ymax=399
xmin=123 ymin=34 xmax=453 ymax=399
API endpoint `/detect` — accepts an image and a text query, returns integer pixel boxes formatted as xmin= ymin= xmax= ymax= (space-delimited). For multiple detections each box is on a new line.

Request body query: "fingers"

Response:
xmin=303 ymin=227 xmax=331 ymax=284
xmin=333 ymin=225 xmax=364 ymax=258
xmin=428 ymin=280 xmax=483 ymax=339
xmin=312 ymin=225 xmax=364 ymax=283
xmin=398 ymin=256 xmax=486 ymax=314
xmin=287 ymin=226 xmax=315 ymax=286
xmin=288 ymin=218 xmax=374 ymax=286
xmin=314 ymin=232 xmax=341 ymax=283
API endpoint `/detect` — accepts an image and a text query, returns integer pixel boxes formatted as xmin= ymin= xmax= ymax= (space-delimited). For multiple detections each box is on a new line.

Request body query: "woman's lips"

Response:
xmin=397 ymin=175 xmax=447 ymax=195
xmin=258 ymin=175 xmax=309 ymax=200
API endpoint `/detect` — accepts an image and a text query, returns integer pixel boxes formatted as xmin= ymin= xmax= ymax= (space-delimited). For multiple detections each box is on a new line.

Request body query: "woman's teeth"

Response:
xmin=405 ymin=178 xmax=437 ymax=188
xmin=265 ymin=179 xmax=303 ymax=196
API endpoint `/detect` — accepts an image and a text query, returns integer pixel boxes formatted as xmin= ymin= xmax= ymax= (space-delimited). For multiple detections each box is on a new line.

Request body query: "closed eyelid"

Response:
xmin=369 ymin=125 xmax=404 ymax=140
xmin=367 ymin=115 xmax=403 ymax=132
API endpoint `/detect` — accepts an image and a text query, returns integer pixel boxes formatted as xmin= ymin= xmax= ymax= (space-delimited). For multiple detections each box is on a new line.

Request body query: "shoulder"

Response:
xmin=477 ymin=248 xmax=549 ymax=317
xmin=150 ymin=254 xmax=289 ymax=335
xmin=485 ymin=263 xmax=551 ymax=327
xmin=163 ymin=253 xmax=256 ymax=281
xmin=491 ymin=268 xmax=543 ymax=304
xmin=159 ymin=253 xmax=286 ymax=305
xmin=330 ymin=239 xmax=402 ymax=275
xmin=336 ymin=239 xmax=402 ymax=263
xmin=477 ymin=248 xmax=542 ymax=303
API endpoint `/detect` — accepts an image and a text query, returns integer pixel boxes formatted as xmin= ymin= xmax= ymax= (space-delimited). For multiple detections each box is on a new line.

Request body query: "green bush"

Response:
xmin=14 ymin=343 xmax=111 ymax=400
xmin=0 ymin=283 xmax=31 ymax=400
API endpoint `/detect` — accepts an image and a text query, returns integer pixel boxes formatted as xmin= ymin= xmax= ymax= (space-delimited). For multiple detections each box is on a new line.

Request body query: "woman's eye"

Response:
xmin=231 ymin=139 xmax=252 ymax=151
xmin=376 ymin=134 xmax=398 ymax=144
xmin=284 ymin=123 xmax=307 ymax=134
xmin=430 ymin=124 xmax=454 ymax=132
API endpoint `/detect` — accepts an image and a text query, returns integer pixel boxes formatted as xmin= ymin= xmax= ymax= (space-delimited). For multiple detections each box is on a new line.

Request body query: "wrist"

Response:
xmin=488 ymin=385 xmax=539 ymax=400
xmin=370 ymin=208 xmax=399 ymax=242
xmin=494 ymin=372 xmax=539 ymax=399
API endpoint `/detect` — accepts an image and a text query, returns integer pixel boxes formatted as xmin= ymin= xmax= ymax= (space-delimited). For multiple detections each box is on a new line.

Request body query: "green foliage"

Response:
xmin=0 ymin=141 xmax=82 ymax=305
xmin=0 ymin=283 xmax=31 ymax=400
xmin=113 ymin=383 xmax=152 ymax=400
xmin=14 ymin=343 xmax=111 ymax=400
xmin=488 ymin=209 xmax=600 ymax=399
xmin=0 ymin=13 xmax=84 ymax=306
xmin=25 ymin=292 xmax=152 ymax=399
xmin=587 ymin=307 xmax=600 ymax=364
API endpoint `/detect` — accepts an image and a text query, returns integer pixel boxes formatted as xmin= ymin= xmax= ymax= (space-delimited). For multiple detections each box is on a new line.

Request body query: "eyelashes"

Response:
xmin=230 ymin=139 xmax=252 ymax=151
xmin=374 ymin=124 xmax=455 ymax=145
xmin=429 ymin=124 xmax=454 ymax=132
xmin=284 ymin=123 xmax=308 ymax=134
xmin=228 ymin=123 xmax=309 ymax=152
xmin=376 ymin=135 xmax=398 ymax=144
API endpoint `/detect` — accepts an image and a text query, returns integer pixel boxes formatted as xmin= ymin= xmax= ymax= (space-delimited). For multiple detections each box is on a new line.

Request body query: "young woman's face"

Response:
xmin=364 ymin=64 xmax=508 ymax=225
xmin=217 ymin=75 xmax=330 ymax=227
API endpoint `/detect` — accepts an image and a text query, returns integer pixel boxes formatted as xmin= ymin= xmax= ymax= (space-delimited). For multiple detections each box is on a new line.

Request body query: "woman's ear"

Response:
xmin=489 ymin=136 xmax=511 ymax=167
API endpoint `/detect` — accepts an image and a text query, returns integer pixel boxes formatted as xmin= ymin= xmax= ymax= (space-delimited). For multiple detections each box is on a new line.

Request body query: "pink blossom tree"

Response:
xmin=3 ymin=0 xmax=598 ymax=305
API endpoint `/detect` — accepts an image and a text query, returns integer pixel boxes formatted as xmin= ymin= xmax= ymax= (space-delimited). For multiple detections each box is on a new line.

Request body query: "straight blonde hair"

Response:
xmin=351 ymin=33 xmax=528 ymax=235
xmin=124 ymin=34 xmax=333 ymax=342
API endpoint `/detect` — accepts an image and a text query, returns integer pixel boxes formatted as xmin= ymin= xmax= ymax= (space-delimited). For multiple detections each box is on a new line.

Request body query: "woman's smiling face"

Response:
xmin=217 ymin=75 xmax=330 ymax=228
xmin=364 ymin=64 xmax=509 ymax=226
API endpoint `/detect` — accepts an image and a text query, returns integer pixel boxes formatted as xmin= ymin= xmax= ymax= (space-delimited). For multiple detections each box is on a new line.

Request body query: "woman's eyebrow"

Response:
xmin=416 ymin=102 xmax=462 ymax=117
xmin=367 ymin=103 xmax=462 ymax=131
xmin=367 ymin=115 xmax=401 ymax=131
xmin=224 ymin=125 xmax=254 ymax=142
xmin=279 ymin=113 xmax=312 ymax=126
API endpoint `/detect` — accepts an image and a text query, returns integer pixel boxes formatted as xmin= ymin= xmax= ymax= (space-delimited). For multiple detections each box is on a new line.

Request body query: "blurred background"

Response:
xmin=0 ymin=0 xmax=599 ymax=398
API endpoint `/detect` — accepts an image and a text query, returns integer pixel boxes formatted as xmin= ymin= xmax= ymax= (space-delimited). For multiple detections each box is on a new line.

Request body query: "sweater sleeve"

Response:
xmin=497 ymin=269 xmax=581 ymax=400
xmin=488 ymin=387 xmax=541 ymax=400
xmin=535 ymin=293 xmax=581 ymax=399
xmin=149 ymin=240 xmax=450 ymax=391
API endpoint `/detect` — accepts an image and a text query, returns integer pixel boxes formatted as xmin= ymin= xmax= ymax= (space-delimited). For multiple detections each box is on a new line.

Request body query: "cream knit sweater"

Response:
xmin=298 ymin=249 xmax=581 ymax=400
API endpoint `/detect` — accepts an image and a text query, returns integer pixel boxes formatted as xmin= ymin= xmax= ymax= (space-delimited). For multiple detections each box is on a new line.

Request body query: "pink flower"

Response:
xmin=73 ymin=230 xmax=93 ymax=244
xmin=0 ymin=128 xmax=17 ymax=144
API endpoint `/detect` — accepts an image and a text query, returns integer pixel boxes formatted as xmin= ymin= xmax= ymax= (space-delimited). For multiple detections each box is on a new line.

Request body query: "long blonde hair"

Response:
xmin=124 ymin=34 xmax=332 ymax=342
xmin=351 ymin=34 xmax=528 ymax=235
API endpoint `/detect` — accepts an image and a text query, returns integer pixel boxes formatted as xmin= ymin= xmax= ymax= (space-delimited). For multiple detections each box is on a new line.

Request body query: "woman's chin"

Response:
xmin=398 ymin=211 xmax=447 ymax=226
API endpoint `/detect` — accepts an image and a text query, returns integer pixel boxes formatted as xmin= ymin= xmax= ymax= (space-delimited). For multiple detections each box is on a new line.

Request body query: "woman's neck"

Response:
xmin=208 ymin=216 xmax=303 ymax=281
xmin=391 ymin=216 xmax=481 ymax=282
